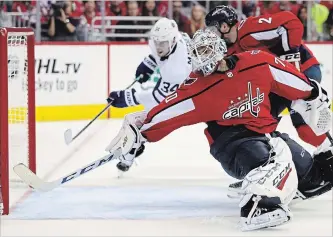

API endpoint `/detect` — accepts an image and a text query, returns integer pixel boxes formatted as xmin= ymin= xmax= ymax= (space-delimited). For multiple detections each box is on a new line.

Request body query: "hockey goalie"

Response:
xmin=105 ymin=29 xmax=333 ymax=231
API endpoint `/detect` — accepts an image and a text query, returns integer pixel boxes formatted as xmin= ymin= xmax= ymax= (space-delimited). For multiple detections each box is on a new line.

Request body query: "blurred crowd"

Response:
xmin=1 ymin=0 xmax=333 ymax=41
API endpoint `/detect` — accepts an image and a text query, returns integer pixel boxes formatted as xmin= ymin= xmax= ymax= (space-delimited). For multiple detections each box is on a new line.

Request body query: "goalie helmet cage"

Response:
xmin=0 ymin=27 xmax=36 ymax=215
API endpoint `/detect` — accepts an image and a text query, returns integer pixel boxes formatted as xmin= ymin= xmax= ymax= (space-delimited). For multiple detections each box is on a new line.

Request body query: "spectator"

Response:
xmin=171 ymin=1 xmax=191 ymax=35
xmin=189 ymin=4 xmax=205 ymax=37
xmin=77 ymin=0 xmax=100 ymax=41
xmin=141 ymin=0 xmax=159 ymax=23
xmin=141 ymin=0 xmax=159 ymax=34
xmin=114 ymin=1 xmax=144 ymax=41
xmin=209 ymin=1 xmax=229 ymax=11
xmin=0 ymin=2 xmax=12 ymax=27
xmin=107 ymin=1 xmax=127 ymax=25
xmin=48 ymin=1 xmax=80 ymax=41
xmin=261 ymin=1 xmax=299 ymax=15
xmin=297 ymin=5 xmax=318 ymax=40
xmin=12 ymin=1 xmax=38 ymax=27
xmin=260 ymin=1 xmax=276 ymax=15
xmin=311 ymin=2 xmax=329 ymax=40
xmin=141 ymin=0 xmax=158 ymax=16
xmin=81 ymin=0 xmax=99 ymax=26
xmin=325 ymin=6 xmax=333 ymax=40
xmin=242 ymin=1 xmax=256 ymax=17
xmin=320 ymin=1 xmax=333 ymax=11
xmin=71 ymin=1 xmax=85 ymax=17
xmin=157 ymin=0 xmax=168 ymax=17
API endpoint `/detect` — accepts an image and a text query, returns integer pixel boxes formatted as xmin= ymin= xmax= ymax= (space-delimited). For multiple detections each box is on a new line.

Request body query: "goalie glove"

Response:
xmin=107 ymin=88 xmax=140 ymax=108
xmin=291 ymin=79 xmax=332 ymax=136
xmin=105 ymin=112 xmax=148 ymax=172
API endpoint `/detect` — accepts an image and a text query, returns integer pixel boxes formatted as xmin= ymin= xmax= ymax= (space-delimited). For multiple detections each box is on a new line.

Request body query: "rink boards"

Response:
xmin=31 ymin=42 xmax=332 ymax=121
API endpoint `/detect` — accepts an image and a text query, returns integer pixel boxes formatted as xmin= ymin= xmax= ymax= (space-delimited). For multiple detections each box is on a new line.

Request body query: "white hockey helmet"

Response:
xmin=190 ymin=28 xmax=227 ymax=76
xmin=149 ymin=17 xmax=179 ymax=57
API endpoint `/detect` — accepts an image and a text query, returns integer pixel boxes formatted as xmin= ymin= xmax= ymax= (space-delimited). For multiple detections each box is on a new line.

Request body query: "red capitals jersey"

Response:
xmin=141 ymin=51 xmax=313 ymax=143
xmin=227 ymin=11 xmax=319 ymax=72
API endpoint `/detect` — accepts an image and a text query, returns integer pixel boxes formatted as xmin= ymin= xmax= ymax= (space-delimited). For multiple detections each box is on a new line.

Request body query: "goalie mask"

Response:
xmin=149 ymin=18 xmax=179 ymax=57
xmin=190 ymin=29 xmax=227 ymax=76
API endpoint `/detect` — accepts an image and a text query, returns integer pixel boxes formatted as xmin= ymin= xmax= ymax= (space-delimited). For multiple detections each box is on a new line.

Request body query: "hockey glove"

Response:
xmin=107 ymin=88 xmax=139 ymax=108
xmin=280 ymin=48 xmax=301 ymax=71
xmin=291 ymin=79 xmax=332 ymax=135
xmin=136 ymin=55 xmax=157 ymax=83
xmin=105 ymin=111 xmax=148 ymax=172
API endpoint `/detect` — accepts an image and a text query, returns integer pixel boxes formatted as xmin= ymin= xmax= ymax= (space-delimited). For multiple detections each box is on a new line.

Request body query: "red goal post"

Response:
xmin=0 ymin=27 xmax=36 ymax=215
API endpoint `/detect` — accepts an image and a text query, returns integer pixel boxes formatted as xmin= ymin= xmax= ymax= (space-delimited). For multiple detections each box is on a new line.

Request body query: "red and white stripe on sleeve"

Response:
xmin=269 ymin=65 xmax=313 ymax=100
xmin=141 ymin=97 xmax=197 ymax=142
xmin=250 ymin=26 xmax=291 ymax=52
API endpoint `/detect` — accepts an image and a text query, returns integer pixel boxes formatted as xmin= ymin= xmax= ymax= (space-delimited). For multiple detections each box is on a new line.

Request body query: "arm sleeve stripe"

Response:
xmin=240 ymin=27 xmax=280 ymax=41
xmin=241 ymin=24 xmax=291 ymax=51
xmin=278 ymin=26 xmax=290 ymax=51
xmin=141 ymin=98 xmax=195 ymax=131
xmin=249 ymin=26 xmax=290 ymax=51
xmin=268 ymin=65 xmax=312 ymax=92
xmin=148 ymin=54 xmax=157 ymax=64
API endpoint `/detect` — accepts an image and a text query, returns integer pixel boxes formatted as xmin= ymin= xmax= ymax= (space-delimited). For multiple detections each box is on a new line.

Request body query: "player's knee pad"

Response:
xmin=239 ymin=136 xmax=298 ymax=208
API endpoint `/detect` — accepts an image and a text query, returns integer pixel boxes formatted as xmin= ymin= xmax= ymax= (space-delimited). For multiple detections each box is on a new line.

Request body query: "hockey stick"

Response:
xmin=64 ymin=103 xmax=113 ymax=145
xmin=64 ymin=102 xmax=113 ymax=145
xmin=64 ymin=77 xmax=142 ymax=145
xmin=326 ymin=132 xmax=333 ymax=146
xmin=13 ymin=149 xmax=122 ymax=192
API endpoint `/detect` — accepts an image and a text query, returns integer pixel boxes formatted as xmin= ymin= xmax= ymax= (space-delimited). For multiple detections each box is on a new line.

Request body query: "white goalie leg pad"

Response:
xmin=314 ymin=136 xmax=333 ymax=155
xmin=105 ymin=111 xmax=147 ymax=165
xmin=239 ymin=135 xmax=298 ymax=231
xmin=291 ymin=79 xmax=332 ymax=136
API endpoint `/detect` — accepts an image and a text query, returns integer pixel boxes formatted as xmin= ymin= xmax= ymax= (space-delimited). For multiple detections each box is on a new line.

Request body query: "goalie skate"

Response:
xmin=240 ymin=196 xmax=292 ymax=231
xmin=228 ymin=180 xmax=332 ymax=205
xmin=227 ymin=180 xmax=243 ymax=199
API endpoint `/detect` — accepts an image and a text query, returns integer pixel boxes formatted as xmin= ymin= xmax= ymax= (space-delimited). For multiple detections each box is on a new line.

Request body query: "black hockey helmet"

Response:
xmin=205 ymin=5 xmax=238 ymax=34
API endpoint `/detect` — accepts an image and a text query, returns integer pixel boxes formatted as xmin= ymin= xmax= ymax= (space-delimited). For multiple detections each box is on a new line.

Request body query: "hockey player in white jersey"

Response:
xmin=107 ymin=17 xmax=192 ymax=112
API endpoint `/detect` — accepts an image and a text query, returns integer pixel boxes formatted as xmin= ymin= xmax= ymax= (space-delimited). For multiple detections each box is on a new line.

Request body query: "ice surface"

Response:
xmin=1 ymin=116 xmax=332 ymax=236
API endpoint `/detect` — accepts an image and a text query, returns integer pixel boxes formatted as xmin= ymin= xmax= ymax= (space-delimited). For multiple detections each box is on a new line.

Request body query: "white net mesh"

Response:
xmin=7 ymin=33 xmax=30 ymax=206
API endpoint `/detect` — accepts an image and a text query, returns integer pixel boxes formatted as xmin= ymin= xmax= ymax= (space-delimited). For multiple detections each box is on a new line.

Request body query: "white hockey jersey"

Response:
xmin=134 ymin=32 xmax=192 ymax=111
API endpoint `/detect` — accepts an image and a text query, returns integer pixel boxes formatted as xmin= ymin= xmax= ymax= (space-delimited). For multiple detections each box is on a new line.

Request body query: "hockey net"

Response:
xmin=0 ymin=28 xmax=36 ymax=215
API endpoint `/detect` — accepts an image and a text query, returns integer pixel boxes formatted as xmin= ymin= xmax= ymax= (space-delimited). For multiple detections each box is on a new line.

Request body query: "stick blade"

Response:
xmin=64 ymin=129 xmax=73 ymax=145
xmin=13 ymin=164 xmax=56 ymax=192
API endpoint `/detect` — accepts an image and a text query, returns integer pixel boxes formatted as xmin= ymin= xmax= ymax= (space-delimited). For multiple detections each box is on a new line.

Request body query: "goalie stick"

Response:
xmin=13 ymin=149 xmax=122 ymax=192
